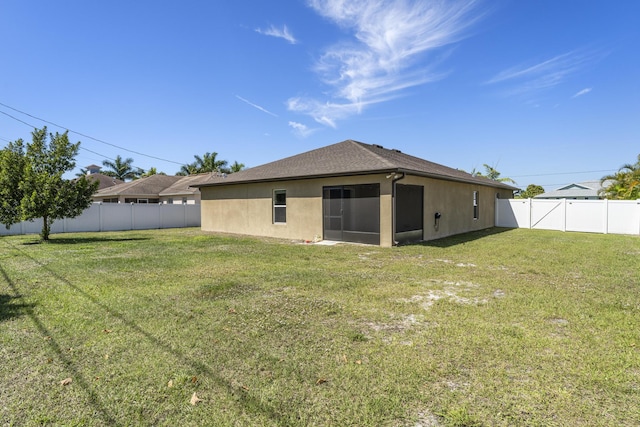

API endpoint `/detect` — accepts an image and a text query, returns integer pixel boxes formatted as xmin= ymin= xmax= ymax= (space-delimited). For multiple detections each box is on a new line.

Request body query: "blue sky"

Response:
xmin=1 ymin=0 xmax=638 ymax=190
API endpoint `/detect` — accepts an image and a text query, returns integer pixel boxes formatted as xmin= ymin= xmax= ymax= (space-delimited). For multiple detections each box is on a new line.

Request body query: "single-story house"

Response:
xmin=92 ymin=173 xmax=217 ymax=204
xmin=535 ymin=180 xmax=606 ymax=200
xmin=192 ymin=140 xmax=517 ymax=247
xmin=93 ymin=174 xmax=183 ymax=204
xmin=158 ymin=173 xmax=215 ymax=204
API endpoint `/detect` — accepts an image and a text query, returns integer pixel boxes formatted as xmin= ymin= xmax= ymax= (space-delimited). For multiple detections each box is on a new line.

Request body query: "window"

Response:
xmin=273 ymin=190 xmax=286 ymax=223
xmin=473 ymin=191 xmax=479 ymax=220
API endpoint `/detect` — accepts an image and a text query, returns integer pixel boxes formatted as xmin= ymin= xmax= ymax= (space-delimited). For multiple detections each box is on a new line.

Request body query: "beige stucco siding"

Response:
xmin=200 ymin=174 xmax=394 ymax=245
xmin=200 ymin=173 xmax=512 ymax=246
xmin=398 ymin=175 xmax=511 ymax=240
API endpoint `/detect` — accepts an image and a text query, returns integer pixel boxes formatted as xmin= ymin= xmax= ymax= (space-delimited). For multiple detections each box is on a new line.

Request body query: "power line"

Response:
xmin=0 ymin=101 xmax=184 ymax=166
xmin=0 ymin=109 xmax=118 ymax=162
xmin=511 ymin=169 xmax=616 ymax=178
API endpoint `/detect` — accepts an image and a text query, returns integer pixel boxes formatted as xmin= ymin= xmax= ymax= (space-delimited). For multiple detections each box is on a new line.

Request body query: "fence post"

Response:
xmin=131 ymin=203 xmax=135 ymax=230
xmin=561 ymin=198 xmax=567 ymax=232
xmin=603 ymin=199 xmax=609 ymax=234
xmin=637 ymin=200 xmax=640 ymax=236
xmin=98 ymin=203 xmax=103 ymax=232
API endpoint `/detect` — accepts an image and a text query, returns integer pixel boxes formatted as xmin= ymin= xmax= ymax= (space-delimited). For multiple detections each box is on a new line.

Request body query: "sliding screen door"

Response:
xmin=323 ymin=184 xmax=380 ymax=245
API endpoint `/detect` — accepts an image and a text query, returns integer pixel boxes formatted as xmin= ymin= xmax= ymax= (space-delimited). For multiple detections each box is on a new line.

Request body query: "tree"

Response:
xmin=0 ymin=127 xmax=99 ymax=240
xmin=474 ymin=164 xmax=517 ymax=184
xmin=194 ymin=152 xmax=228 ymax=173
xmin=0 ymin=140 xmax=26 ymax=227
xmin=176 ymin=162 xmax=198 ymax=176
xmin=600 ymin=154 xmax=640 ymax=200
xmin=140 ymin=167 xmax=166 ymax=177
xmin=102 ymin=155 xmax=143 ymax=181
xmin=177 ymin=152 xmax=229 ymax=175
xmin=222 ymin=160 xmax=245 ymax=174
xmin=516 ymin=184 xmax=545 ymax=199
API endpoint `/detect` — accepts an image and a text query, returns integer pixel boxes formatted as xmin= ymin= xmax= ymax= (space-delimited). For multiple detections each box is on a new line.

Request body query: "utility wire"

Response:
xmin=511 ymin=169 xmax=616 ymax=178
xmin=0 ymin=109 xmax=142 ymax=168
xmin=0 ymin=101 xmax=184 ymax=166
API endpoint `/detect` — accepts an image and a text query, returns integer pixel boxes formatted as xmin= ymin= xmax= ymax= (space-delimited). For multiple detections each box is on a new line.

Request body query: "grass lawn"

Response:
xmin=1 ymin=227 xmax=639 ymax=426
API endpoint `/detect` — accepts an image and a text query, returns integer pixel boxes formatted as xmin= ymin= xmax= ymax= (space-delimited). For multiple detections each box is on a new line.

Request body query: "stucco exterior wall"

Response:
xmin=200 ymin=174 xmax=395 ymax=245
xmin=397 ymin=175 xmax=512 ymax=241
xmin=199 ymin=173 xmax=512 ymax=246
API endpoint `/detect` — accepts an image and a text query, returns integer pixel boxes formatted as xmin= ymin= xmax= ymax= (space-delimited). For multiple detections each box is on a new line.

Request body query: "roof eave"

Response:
xmin=193 ymin=168 xmax=518 ymax=191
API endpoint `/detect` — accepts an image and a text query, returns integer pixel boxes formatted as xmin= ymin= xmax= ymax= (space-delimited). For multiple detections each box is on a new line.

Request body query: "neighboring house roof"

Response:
xmin=193 ymin=140 xmax=517 ymax=190
xmin=535 ymin=180 xmax=606 ymax=199
xmin=94 ymin=174 xmax=182 ymax=197
xmin=158 ymin=173 xmax=214 ymax=197
xmin=85 ymin=173 xmax=124 ymax=190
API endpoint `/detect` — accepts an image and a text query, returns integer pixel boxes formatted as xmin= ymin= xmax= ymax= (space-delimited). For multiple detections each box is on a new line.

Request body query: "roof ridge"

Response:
xmin=350 ymin=140 xmax=396 ymax=169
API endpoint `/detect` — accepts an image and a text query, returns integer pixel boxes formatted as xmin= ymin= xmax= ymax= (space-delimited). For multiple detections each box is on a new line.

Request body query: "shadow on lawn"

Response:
xmin=413 ymin=226 xmax=514 ymax=248
xmin=21 ymin=236 xmax=151 ymax=245
xmin=4 ymin=242 xmax=287 ymax=424
xmin=0 ymin=293 xmax=35 ymax=322
xmin=0 ymin=263 xmax=118 ymax=424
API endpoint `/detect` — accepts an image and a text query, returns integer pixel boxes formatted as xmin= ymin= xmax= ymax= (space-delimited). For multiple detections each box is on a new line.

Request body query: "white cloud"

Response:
xmin=235 ymin=95 xmax=278 ymax=117
xmin=572 ymin=87 xmax=592 ymax=98
xmin=486 ymin=50 xmax=603 ymax=97
xmin=255 ymin=24 xmax=297 ymax=44
xmin=288 ymin=0 xmax=483 ymax=127
xmin=288 ymin=121 xmax=318 ymax=137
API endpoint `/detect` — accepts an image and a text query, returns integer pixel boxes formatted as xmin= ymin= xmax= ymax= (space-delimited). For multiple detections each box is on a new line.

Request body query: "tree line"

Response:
xmin=91 ymin=153 xmax=245 ymax=182
xmin=0 ymin=126 xmax=246 ymax=240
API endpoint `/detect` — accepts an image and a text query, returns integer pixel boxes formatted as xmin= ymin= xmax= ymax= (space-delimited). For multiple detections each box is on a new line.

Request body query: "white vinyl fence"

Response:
xmin=0 ymin=203 xmax=201 ymax=236
xmin=496 ymin=198 xmax=640 ymax=236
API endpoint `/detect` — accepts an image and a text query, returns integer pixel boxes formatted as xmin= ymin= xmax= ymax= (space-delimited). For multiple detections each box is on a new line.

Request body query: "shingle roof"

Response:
xmin=535 ymin=180 xmax=606 ymax=199
xmin=94 ymin=174 xmax=182 ymax=197
xmin=158 ymin=173 xmax=214 ymax=197
xmin=85 ymin=173 xmax=124 ymax=190
xmin=193 ymin=140 xmax=517 ymax=190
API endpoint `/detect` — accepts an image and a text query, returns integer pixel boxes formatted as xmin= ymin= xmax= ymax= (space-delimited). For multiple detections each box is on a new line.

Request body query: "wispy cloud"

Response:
xmin=288 ymin=0 xmax=484 ymax=127
xmin=235 ymin=95 xmax=278 ymax=117
xmin=486 ymin=49 xmax=603 ymax=97
xmin=255 ymin=24 xmax=297 ymax=44
xmin=288 ymin=121 xmax=318 ymax=138
xmin=572 ymin=87 xmax=592 ymax=98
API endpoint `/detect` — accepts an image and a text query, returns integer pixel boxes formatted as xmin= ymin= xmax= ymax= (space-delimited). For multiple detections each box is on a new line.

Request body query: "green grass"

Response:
xmin=0 ymin=227 xmax=639 ymax=426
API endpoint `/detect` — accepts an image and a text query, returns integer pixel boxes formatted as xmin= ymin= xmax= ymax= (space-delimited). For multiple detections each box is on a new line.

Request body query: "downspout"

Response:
xmin=391 ymin=171 xmax=406 ymax=246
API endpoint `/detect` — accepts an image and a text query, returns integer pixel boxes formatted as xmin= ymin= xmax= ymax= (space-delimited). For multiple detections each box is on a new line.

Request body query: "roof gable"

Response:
xmin=194 ymin=140 xmax=516 ymax=190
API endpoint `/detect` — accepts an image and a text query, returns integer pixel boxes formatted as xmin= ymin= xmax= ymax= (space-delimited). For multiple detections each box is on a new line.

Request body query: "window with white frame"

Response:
xmin=473 ymin=191 xmax=479 ymax=220
xmin=273 ymin=190 xmax=286 ymax=223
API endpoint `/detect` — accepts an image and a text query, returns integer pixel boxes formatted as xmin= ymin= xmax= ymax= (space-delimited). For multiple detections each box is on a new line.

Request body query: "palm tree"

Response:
xmin=475 ymin=164 xmax=516 ymax=184
xmin=102 ymin=155 xmax=142 ymax=181
xmin=177 ymin=152 xmax=229 ymax=175
xmin=194 ymin=152 xmax=228 ymax=173
xmin=140 ymin=167 xmax=166 ymax=177
xmin=221 ymin=160 xmax=245 ymax=174
xmin=600 ymin=154 xmax=640 ymax=199
xmin=176 ymin=162 xmax=198 ymax=176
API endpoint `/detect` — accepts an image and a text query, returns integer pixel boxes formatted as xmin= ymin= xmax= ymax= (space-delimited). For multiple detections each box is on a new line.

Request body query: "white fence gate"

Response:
xmin=0 ymin=203 xmax=201 ymax=236
xmin=496 ymin=198 xmax=640 ymax=236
